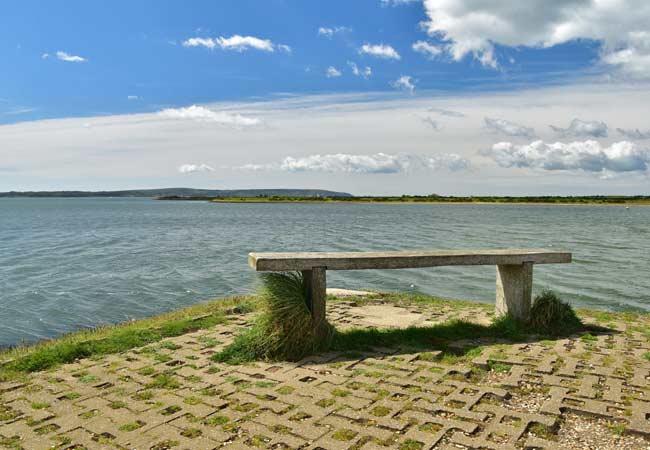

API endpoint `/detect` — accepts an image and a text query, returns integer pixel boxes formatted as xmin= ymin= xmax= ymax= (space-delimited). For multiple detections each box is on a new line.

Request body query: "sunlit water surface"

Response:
xmin=1 ymin=198 xmax=648 ymax=346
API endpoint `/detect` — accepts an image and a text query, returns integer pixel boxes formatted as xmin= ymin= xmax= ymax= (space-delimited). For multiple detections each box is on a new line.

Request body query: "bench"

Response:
xmin=248 ymin=249 xmax=572 ymax=337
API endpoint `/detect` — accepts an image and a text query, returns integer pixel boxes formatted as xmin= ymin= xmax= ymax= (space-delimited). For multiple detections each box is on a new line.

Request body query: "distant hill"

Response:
xmin=0 ymin=188 xmax=353 ymax=198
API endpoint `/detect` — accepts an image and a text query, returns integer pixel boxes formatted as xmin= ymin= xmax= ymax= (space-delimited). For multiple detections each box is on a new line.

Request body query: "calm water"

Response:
xmin=1 ymin=198 xmax=649 ymax=347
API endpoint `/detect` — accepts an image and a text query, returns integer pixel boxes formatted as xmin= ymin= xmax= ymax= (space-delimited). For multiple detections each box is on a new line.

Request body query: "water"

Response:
xmin=0 ymin=198 xmax=648 ymax=347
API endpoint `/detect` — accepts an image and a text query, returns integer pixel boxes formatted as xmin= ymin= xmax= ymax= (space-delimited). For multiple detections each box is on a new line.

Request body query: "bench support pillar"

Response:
xmin=301 ymin=267 xmax=327 ymax=337
xmin=496 ymin=262 xmax=533 ymax=322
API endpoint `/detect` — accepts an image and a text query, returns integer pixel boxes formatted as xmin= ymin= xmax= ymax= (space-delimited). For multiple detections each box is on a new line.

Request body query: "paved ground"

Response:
xmin=2 ymin=298 xmax=650 ymax=449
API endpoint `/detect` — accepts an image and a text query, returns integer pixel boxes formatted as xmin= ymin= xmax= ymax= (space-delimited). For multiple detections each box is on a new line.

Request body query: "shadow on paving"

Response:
xmin=327 ymin=318 xmax=616 ymax=363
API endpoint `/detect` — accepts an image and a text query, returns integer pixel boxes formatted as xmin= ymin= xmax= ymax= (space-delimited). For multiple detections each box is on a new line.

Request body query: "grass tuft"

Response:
xmin=530 ymin=289 xmax=582 ymax=335
xmin=213 ymin=272 xmax=334 ymax=364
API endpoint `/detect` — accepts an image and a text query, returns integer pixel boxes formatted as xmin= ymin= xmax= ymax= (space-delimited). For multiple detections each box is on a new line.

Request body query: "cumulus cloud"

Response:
xmin=482 ymin=140 xmax=650 ymax=174
xmin=182 ymin=35 xmax=289 ymax=53
xmin=617 ymin=128 xmax=650 ymax=140
xmin=412 ymin=40 xmax=442 ymax=59
xmin=348 ymin=62 xmax=372 ymax=78
xmin=484 ymin=117 xmax=535 ymax=138
xmin=178 ymin=163 xmax=214 ymax=173
xmin=421 ymin=0 xmax=650 ymax=75
xmin=550 ymin=119 xmax=608 ymax=138
xmin=318 ymin=26 xmax=350 ymax=38
xmin=391 ymin=75 xmax=415 ymax=94
xmin=56 ymin=51 xmax=86 ymax=62
xmin=158 ymin=105 xmax=261 ymax=127
xmin=236 ymin=153 xmax=469 ymax=174
xmin=326 ymin=66 xmax=342 ymax=78
xmin=359 ymin=43 xmax=401 ymax=60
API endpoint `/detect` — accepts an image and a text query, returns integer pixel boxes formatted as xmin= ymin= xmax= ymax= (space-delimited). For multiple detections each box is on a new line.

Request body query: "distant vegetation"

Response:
xmin=160 ymin=194 xmax=650 ymax=205
xmin=0 ymin=188 xmax=352 ymax=198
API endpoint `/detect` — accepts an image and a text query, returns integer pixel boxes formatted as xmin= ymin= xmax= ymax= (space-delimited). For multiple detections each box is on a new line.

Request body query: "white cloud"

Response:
xmin=482 ymin=140 xmax=650 ymax=174
xmin=158 ymin=105 xmax=261 ymax=127
xmin=326 ymin=66 xmax=342 ymax=78
xmin=359 ymin=43 xmax=401 ymax=60
xmin=484 ymin=117 xmax=535 ymax=138
xmin=41 ymin=53 xmax=49 ymax=59
xmin=179 ymin=163 xmax=214 ymax=174
xmin=422 ymin=0 xmax=650 ymax=75
xmin=182 ymin=37 xmax=217 ymax=50
xmin=391 ymin=75 xmax=415 ymax=94
xmin=617 ymin=128 xmax=650 ymax=140
xmin=318 ymin=26 xmax=350 ymax=38
xmin=182 ymin=35 xmax=288 ymax=53
xmin=127 ymin=95 xmax=139 ymax=101
xmin=348 ymin=62 xmax=372 ymax=78
xmin=237 ymin=153 xmax=469 ymax=174
xmin=56 ymin=51 xmax=86 ymax=62
xmin=412 ymin=40 xmax=442 ymax=59
xmin=550 ymin=119 xmax=608 ymax=138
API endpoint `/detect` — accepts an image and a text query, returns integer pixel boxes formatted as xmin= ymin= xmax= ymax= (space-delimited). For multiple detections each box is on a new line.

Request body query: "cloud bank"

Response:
xmin=422 ymin=0 xmax=650 ymax=76
xmin=158 ymin=105 xmax=260 ymax=127
xmin=238 ymin=153 xmax=469 ymax=174
xmin=482 ymin=140 xmax=650 ymax=174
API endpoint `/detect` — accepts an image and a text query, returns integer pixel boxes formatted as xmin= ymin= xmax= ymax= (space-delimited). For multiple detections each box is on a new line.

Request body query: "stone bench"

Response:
xmin=248 ymin=249 xmax=571 ymax=335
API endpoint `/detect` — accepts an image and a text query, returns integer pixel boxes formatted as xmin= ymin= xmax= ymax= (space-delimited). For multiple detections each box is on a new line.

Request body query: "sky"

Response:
xmin=1 ymin=0 xmax=650 ymax=195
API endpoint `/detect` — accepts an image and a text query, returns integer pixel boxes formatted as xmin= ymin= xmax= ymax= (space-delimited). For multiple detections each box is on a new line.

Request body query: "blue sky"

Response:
xmin=1 ymin=0 xmax=602 ymax=124
xmin=1 ymin=1 xmax=650 ymax=194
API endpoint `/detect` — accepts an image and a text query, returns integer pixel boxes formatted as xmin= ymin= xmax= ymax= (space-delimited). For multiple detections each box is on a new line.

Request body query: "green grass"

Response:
xmin=0 ymin=285 xmax=602 ymax=379
xmin=0 ymin=296 xmax=256 ymax=380
xmin=530 ymin=290 xmax=582 ymax=335
xmin=212 ymin=272 xmax=334 ymax=364
xmin=213 ymin=283 xmax=593 ymax=365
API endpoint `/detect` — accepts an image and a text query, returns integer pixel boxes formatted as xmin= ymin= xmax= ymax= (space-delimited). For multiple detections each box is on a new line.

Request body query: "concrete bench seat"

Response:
xmin=248 ymin=249 xmax=571 ymax=336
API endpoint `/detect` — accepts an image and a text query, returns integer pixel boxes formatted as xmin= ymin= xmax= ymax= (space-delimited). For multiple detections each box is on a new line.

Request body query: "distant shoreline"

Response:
xmin=156 ymin=195 xmax=650 ymax=206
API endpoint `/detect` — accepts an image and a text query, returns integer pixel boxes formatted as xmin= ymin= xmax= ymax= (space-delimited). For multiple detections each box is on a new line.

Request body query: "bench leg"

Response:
xmin=301 ymin=267 xmax=327 ymax=337
xmin=496 ymin=262 xmax=533 ymax=322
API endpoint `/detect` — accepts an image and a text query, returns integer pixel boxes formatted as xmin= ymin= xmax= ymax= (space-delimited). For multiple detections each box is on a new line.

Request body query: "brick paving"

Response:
xmin=2 ymin=299 xmax=650 ymax=449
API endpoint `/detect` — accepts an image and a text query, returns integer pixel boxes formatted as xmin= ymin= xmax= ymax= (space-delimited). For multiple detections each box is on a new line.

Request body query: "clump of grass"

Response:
xmin=529 ymin=290 xmax=582 ymax=335
xmin=213 ymin=272 xmax=335 ymax=364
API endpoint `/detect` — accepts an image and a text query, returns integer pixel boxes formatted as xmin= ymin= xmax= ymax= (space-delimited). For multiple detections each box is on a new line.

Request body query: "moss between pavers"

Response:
xmin=1 ymin=290 xmax=645 ymax=382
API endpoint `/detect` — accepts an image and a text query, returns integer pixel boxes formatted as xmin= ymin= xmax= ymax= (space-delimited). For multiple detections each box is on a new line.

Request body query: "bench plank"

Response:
xmin=249 ymin=249 xmax=571 ymax=272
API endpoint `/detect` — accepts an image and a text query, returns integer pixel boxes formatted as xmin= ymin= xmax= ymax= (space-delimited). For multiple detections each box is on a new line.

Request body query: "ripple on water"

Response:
xmin=0 ymin=198 xmax=649 ymax=347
